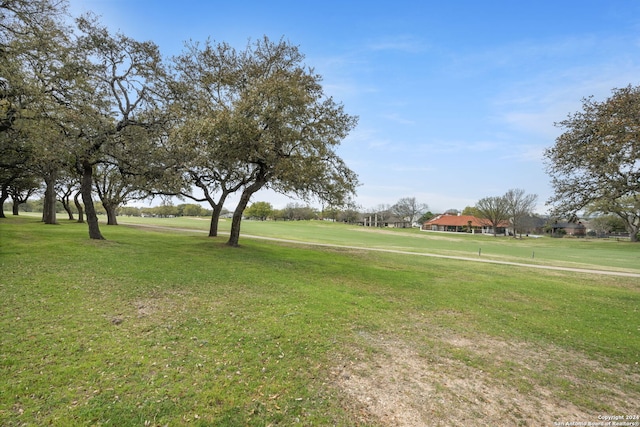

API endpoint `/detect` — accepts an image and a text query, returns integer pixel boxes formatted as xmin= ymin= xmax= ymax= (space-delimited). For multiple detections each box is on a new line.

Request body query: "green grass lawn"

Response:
xmin=1 ymin=216 xmax=639 ymax=426
xmin=118 ymin=215 xmax=640 ymax=273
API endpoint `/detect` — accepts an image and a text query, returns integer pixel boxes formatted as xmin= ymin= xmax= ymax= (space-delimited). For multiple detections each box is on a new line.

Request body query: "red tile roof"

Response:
xmin=425 ymin=214 xmax=509 ymax=228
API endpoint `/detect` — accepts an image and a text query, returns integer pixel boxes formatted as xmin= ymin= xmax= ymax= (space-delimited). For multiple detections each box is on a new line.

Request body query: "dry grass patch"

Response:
xmin=334 ymin=328 xmax=640 ymax=426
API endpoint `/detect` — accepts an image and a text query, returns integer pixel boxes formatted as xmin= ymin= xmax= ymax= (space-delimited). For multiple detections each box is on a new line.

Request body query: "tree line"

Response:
xmin=0 ymin=0 xmax=358 ymax=246
xmin=5 ymin=188 xmax=632 ymax=239
xmin=3 ymin=1 xmax=639 ymax=243
xmin=4 ymin=198 xmax=215 ymax=219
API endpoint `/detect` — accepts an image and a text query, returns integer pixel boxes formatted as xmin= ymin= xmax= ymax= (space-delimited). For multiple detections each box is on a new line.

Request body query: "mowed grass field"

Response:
xmin=120 ymin=215 xmax=640 ymax=274
xmin=1 ymin=215 xmax=639 ymax=426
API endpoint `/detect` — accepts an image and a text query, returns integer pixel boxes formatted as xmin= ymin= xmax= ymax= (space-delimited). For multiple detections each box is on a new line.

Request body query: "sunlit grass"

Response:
xmin=111 ymin=214 xmax=640 ymax=273
xmin=1 ymin=216 xmax=639 ymax=425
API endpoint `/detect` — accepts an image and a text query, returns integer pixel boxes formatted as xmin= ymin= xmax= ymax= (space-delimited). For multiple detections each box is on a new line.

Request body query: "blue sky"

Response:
xmin=67 ymin=1 xmax=640 ymax=213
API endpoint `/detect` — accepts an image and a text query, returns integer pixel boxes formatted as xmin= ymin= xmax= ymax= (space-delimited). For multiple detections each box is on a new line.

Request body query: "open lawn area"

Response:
xmin=1 ymin=216 xmax=639 ymax=426
xmin=119 ymin=215 xmax=640 ymax=275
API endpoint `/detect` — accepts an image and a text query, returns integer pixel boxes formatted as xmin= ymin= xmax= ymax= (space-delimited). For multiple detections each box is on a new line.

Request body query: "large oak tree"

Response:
xmin=223 ymin=38 xmax=358 ymax=246
xmin=169 ymin=37 xmax=359 ymax=246
xmin=167 ymin=41 xmax=257 ymax=237
xmin=74 ymin=16 xmax=167 ymax=239
xmin=0 ymin=0 xmax=72 ymax=223
xmin=545 ymin=85 xmax=640 ymax=241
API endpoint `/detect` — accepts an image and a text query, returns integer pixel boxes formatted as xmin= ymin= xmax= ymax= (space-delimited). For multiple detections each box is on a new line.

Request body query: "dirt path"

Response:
xmin=124 ymin=223 xmax=640 ymax=278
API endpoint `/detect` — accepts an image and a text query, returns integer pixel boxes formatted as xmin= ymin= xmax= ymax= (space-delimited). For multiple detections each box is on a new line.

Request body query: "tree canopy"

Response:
xmin=1 ymin=1 xmax=359 ymax=246
xmin=0 ymin=0 xmax=73 ymax=221
xmin=245 ymin=201 xmax=273 ymax=221
xmin=474 ymin=195 xmax=509 ymax=237
xmin=391 ymin=197 xmax=428 ymax=225
xmin=167 ymin=37 xmax=359 ymax=246
xmin=545 ymin=85 xmax=640 ymax=241
xmin=474 ymin=189 xmax=537 ymax=237
xmin=504 ymin=188 xmax=538 ymax=238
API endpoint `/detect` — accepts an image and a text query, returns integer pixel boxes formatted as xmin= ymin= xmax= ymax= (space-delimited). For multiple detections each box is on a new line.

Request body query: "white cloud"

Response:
xmin=380 ymin=113 xmax=415 ymax=125
xmin=416 ymin=139 xmax=502 ymax=154
xmin=366 ymin=35 xmax=429 ymax=53
xmin=498 ymin=145 xmax=546 ymax=163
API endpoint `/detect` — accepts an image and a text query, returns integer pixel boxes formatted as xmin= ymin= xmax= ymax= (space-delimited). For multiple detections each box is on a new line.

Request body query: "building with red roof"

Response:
xmin=422 ymin=214 xmax=509 ymax=235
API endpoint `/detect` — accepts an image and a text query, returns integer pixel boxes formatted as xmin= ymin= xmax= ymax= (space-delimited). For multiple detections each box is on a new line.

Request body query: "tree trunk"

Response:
xmin=74 ymin=190 xmax=84 ymax=223
xmin=42 ymin=172 xmax=58 ymax=224
xmin=208 ymin=193 xmax=229 ymax=237
xmin=104 ymin=203 xmax=118 ymax=225
xmin=61 ymin=198 xmax=74 ymax=220
xmin=0 ymin=187 xmax=8 ymax=218
xmin=228 ymin=192 xmax=250 ymax=247
xmin=209 ymin=205 xmax=222 ymax=236
xmin=617 ymin=212 xmax=639 ymax=242
xmin=227 ymin=177 xmax=266 ymax=247
xmin=81 ymin=160 xmax=104 ymax=240
xmin=11 ymin=198 xmax=19 ymax=215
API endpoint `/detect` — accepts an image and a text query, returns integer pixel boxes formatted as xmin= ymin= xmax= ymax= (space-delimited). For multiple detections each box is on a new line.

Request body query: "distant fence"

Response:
xmin=587 ymin=232 xmax=631 ymax=240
